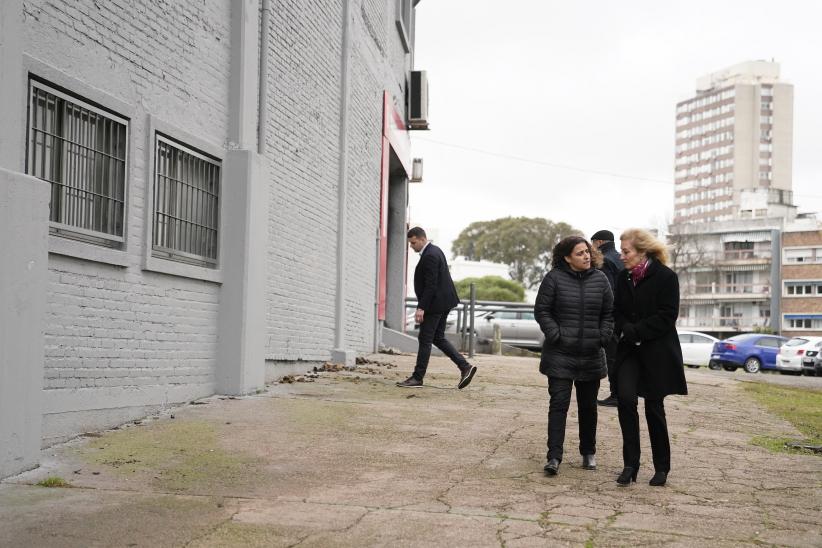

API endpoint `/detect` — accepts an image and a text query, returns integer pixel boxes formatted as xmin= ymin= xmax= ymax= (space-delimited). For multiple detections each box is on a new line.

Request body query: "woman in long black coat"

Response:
xmin=534 ymin=236 xmax=613 ymax=476
xmin=614 ymin=228 xmax=687 ymax=487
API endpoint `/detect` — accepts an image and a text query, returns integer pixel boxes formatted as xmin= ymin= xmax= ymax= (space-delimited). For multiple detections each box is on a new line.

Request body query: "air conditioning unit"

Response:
xmin=408 ymin=70 xmax=429 ymax=130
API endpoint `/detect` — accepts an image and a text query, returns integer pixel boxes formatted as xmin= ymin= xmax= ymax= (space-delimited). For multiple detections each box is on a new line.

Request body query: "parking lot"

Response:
xmin=696 ymin=366 xmax=822 ymax=389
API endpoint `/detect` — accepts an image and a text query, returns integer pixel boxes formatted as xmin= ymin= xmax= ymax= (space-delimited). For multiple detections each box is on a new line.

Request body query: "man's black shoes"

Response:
xmin=396 ymin=377 xmax=423 ymax=388
xmin=597 ymin=395 xmax=618 ymax=407
xmin=543 ymin=458 xmax=560 ymax=475
xmin=458 ymin=365 xmax=477 ymax=389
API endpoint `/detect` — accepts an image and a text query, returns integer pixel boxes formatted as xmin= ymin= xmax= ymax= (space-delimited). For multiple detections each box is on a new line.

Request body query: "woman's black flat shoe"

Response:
xmin=616 ymin=466 xmax=638 ymax=485
xmin=649 ymin=471 xmax=667 ymax=486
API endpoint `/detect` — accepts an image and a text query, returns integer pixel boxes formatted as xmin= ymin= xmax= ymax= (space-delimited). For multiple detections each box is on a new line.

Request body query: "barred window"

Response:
xmin=27 ymin=80 xmax=128 ymax=245
xmin=153 ymin=136 xmax=220 ymax=267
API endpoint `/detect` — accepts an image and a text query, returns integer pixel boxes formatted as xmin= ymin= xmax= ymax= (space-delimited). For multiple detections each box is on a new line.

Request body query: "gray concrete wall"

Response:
xmin=0 ymin=169 xmax=49 ymax=479
xmin=771 ymin=83 xmax=794 ymax=192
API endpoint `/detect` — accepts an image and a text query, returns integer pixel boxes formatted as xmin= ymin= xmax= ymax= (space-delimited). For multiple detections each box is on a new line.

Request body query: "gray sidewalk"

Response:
xmin=1 ymin=353 xmax=820 ymax=547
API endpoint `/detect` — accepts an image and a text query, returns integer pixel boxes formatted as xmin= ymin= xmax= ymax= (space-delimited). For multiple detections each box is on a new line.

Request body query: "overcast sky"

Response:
xmin=408 ymin=0 xmax=822 ymax=257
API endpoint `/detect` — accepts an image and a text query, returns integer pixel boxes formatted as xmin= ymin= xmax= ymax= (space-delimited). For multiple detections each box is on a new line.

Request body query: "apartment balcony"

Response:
xmin=674 ymin=250 xmax=772 ymax=272
xmin=715 ymin=249 xmax=771 ymax=267
xmin=677 ymin=316 xmax=771 ymax=333
xmin=681 ymin=283 xmax=770 ymax=302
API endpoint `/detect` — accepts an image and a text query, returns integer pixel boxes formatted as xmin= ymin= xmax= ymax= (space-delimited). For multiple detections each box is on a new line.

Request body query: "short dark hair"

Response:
xmin=552 ymin=236 xmax=594 ymax=269
xmin=407 ymin=226 xmax=426 ymax=239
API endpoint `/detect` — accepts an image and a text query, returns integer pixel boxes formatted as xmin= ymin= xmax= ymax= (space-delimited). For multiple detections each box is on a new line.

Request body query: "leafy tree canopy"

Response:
xmin=452 ymin=217 xmax=581 ymax=289
xmin=455 ymin=276 xmax=525 ymax=302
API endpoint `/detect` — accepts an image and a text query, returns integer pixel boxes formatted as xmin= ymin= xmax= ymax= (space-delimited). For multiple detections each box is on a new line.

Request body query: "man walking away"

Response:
xmin=591 ymin=229 xmax=622 ymax=407
xmin=398 ymin=227 xmax=477 ymax=389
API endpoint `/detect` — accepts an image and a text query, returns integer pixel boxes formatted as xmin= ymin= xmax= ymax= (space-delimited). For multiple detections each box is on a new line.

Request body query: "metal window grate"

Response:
xmin=27 ymin=81 xmax=127 ymax=243
xmin=153 ymin=136 xmax=220 ymax=267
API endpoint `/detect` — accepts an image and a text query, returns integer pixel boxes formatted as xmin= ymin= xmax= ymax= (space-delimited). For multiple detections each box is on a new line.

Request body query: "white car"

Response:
xmin=677 ymin=330 xmax=720 ymax=368
xmin=776 ymin=336 xmax=822 ymax=374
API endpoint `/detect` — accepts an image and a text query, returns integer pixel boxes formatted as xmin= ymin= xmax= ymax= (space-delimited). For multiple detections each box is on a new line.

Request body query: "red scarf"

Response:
xmin=630 ymin=259 xmax=650 ymax=286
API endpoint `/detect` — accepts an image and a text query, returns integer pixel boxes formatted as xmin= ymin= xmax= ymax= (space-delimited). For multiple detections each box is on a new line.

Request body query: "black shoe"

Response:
xmin=543 ymin=458 xmax=560 ymax=476
xmin=582 ymin=454 xmax=596 ymax=470
xmin=396 ymin=377 xmax=423 ymax=388
xmin=649 ymin=471 xmax=668 ymax=486
xmin=597 ymin=395 xmax=618 ymax=407
xmin=616 ymin=466 xmax=638 ymax=485
xmin=458 ymin=365 xmax=477 ymax=389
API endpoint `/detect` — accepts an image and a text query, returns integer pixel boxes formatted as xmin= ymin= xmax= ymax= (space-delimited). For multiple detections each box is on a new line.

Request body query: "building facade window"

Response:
xmin=152 ymin=135 xmax=220 ymax=267
xmin=786 ymin=317 xmax=822 ymax=330
xmin=784 ymin=247 xmax=822 ymax=264
xmin=27 ymin=79 xmax=128 ymax=246
xmin=785 ymin=281 xmax=822 ymax=296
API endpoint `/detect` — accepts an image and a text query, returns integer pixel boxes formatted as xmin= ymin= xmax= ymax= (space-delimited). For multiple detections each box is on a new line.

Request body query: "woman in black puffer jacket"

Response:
xmin=534 ymin=236 xmax=614 ymax=476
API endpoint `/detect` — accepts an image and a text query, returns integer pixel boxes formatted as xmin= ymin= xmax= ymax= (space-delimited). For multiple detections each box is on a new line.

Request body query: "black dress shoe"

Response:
xmin=616 ymin=466 xmax=638 ymax=485
xmin=597 ymin=395 xmax=618 ymax=407
xmin=396 ymin=377 xmax=423 ymax=388
xmin=582 ymin=454 xmax=596 ymax=470
xmin=649 ymin=471 xmax=668 ymax=486
xmin=458 ymin=365 xmax=477 ymax=389
xmin=543 ymin=458 xmax=560 ymax=475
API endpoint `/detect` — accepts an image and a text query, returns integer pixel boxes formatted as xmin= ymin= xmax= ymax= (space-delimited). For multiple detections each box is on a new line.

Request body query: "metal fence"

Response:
xmin=405 ymin=287 xmax=533 ymax=357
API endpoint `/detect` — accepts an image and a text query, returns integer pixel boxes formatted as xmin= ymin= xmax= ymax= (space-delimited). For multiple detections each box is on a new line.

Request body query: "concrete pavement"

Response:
xmin=1 ymin=353 xmax=820 ymax=547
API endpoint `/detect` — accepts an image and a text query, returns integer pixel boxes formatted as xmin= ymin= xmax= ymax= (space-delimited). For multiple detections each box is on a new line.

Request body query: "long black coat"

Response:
xmin=534 ymin=264 xmax=614 ymax=380
xmin=413 ymin=243 xmax=460 ymax=313
xmin=614 ymin=259 xmax=687 ymax=398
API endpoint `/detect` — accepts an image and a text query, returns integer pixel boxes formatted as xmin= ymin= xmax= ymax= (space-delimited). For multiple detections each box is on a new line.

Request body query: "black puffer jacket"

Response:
xmin=534 ymin=264 xmax=614 ymax=380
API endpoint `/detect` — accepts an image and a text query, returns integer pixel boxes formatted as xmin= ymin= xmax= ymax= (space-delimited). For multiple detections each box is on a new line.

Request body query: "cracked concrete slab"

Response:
xmin=1 ymin=353 xmax=820 ymax=546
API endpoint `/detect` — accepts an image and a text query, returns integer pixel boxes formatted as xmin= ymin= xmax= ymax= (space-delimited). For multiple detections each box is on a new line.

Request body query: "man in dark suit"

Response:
xmin=397 ymin=227 xmax=477 ymax=389
xmin=591 ymin=229 xmax=623 ymax=407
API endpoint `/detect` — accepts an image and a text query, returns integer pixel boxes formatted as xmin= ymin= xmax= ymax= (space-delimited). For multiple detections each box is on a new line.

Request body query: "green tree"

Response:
xmin=452 ymin=217 xmax=581 ymax=289
xmin=455 ymin=276 xmax=525 ymax=302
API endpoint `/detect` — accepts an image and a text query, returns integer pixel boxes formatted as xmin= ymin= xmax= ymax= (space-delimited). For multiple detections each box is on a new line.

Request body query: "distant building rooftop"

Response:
xmin=696 ymin=60 xmax=781 ymax=92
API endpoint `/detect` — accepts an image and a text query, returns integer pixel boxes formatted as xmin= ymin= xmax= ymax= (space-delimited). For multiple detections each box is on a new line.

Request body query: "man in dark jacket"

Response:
xmin=397 ymin=227 xmax=477 ymax=389
xmin=592 ymin=229 xmax=622 ymax=407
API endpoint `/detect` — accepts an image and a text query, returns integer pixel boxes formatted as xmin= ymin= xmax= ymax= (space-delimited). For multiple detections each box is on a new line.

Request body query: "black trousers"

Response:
xmin=413 ymin=311 xmax=469 ymax=380
xmin=616 ymin=354 xmax=671 ymax=472
xmin=605 ymin=336 xmax=618 ymax=397
xmin=546 ymin=376 xmax=600 ymax=462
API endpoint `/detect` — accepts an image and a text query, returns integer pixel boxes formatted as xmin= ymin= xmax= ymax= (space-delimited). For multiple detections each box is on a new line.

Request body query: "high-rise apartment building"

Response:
xmin=674 ymin=61 xmax=794 ymax=224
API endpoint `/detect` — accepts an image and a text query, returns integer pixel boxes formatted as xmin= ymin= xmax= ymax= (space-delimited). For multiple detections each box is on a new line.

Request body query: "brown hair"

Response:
xmin=551 ymin=236 xmax=602 ymax=269
xmin=619 ymin=228 xmax=669 ymax=266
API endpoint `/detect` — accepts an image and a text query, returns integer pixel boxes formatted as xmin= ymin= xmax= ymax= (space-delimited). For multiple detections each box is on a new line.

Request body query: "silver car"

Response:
xmin=475 ymin=310 xmax=544 ymax=349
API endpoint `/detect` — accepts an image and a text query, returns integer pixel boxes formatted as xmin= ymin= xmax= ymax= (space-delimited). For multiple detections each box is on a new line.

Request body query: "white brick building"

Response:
xmin=0 ymin=0 xmax=424 ymax=478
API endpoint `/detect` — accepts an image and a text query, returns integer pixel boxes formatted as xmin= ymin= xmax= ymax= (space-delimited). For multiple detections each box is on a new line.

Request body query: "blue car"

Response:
xmin=708 ymin=333 xmax=788 ymax=373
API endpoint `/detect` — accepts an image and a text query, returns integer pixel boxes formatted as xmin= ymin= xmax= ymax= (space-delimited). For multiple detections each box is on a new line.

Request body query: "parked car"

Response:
xmin=777 ymin=336 xmax=822 ymax=375
xmin=709 ymin=333 xmax=788 ymax=373
xmin=475 ymin=309 xmax=544 ymax=349
xmin=405 ymin=308 xmax=460 ymax=333
xmin=677 ymin=330 xmax=720 ymax=368
xmin=802 ymin=349 xmax=822 ymax=377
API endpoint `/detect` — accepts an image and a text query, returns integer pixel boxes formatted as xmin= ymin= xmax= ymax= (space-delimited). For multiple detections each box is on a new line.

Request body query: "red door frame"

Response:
xmin=378 ymin=91 xmax=411 ymax=320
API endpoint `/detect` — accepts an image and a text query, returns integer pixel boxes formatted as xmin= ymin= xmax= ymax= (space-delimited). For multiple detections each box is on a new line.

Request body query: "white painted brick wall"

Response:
xmin=264 ymin=0 xmax=411 ymax=360
xmin=20 ymin=0 xmax=412 ymax=441
xmin=23 ymin=0 xmax=230 ymax=442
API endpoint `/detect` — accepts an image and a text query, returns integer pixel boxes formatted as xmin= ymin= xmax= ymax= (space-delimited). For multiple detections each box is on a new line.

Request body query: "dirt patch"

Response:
xmin=77 ymin=419 xmax=263 ymax=493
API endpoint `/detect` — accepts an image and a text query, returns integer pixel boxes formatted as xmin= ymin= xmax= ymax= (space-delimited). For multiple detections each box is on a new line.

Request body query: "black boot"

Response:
xmin=543 ymin=458 xmax=560 ymax=475
xmin=616 ymin=466 xmax=638 ymax=485
xmin=649 ymin=470 xmax=668 ymax=486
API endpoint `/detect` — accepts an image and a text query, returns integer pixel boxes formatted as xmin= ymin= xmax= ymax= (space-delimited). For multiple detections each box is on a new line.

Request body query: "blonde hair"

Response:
xmin=620 ymin=228 xmax=669 ymax=266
